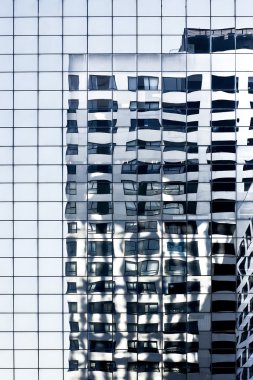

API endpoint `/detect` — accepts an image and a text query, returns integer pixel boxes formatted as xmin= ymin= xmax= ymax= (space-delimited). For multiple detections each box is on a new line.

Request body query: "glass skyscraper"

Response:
xmin=1 ymin=1 xmax=253 ymax=379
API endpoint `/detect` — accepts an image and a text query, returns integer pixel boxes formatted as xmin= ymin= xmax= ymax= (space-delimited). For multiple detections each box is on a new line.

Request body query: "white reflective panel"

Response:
xmin=15 ymin=333 xmax=38 ymax=349
xmin=211 ymin=0 xmax=234 ymax=16
xmin=15 ymin=350 xmax=38 ymax=368
xmin=88 ymin=36 xmax=112 ymax=53
xmin=14 ymin=239 xmax=37 ymax=258
xmin=64 ymin=35 xmax=87 ymax=53
xmin=0 ymin=73 xmax=12 ymax=91
xmin=39 ymin=370 xmax=63 ymax=380
xmin=14 ymin=147 xmax=37 ymax=164
xmin=0 ymin=18 xmax=13 ymax=35
xmin=138 ymin=0 xmax=161 ymax=16
xmin=39 ymin=202 xmax=62 ymax=220
xmin=39 ymin=147 xmax=62 ymax=164
xmin=211 ymin=16 xmax=235 ymax=29
xmin=0 ymin=92 xmax=12 ymax=109
xmin=88 ymin=17 xmax=112 ymax=35
xmin=39 ymin=221 xmax=62 ymax=238
xmin=14 ymin=259 xmax=37 ymax=277
xmin=14 ymin=166 xmax=37 ymax=183
xmin=0 ymin=184 xmax=12 ymax=201
xmin=0 ymin=240 xmax=12 ymax=260
xmin=0 ymin=259 xmax=12 ymax=276
xmin=39 ymin=91 xmax=62 ymax=109
xmin=39 ymin=278 xmax=62 ymax=294
xmin=39 ymin=73 xmax=62 ymax=90
xmin=64 ymin=0 xmax=87 ymax=16
xmin=237 ymin=16 xmax=253 ymax=29
xmin=39 ymin=110 xmax=62 ymax=127
xmin=138 ymin=17 xmax=161 ymax=35
xmin=113 ymin=0 xmax=136 ymax=15
xmin=14 ymin=91 xmax=37 ymax=110
xmin=0 ymin=36 xmax=12 ymax=54
xmin=14 ymin=221 xmax=37 ymax=239
xmin=162 ymin=0 xmax=186 ymax=16
xmin=39 ymin=17 xmax=62 ymax=35
xmin=14 ymin=55 xmax=38 ymax=72
xmin=14 ymin=184 xmax=37 ymax=202
xmin=39 ymin=239 xmax=62 ymax=257
xmin=39 ymin=128 xmax=61 ymax=145
xmin=162 ymin=17 xmax=186 ymax=35
xmin=39 ymin=166 xmax=62 ymax=183
xmin=14 ymin=18 xmax=38 ymax=35
xmin=15 ymin=36 xmax=37 ymax=54
xmin=187 ymin=0 xmax=210 ymax=16
xmin=63 ymin=17 xmax=86 ymax=35
xmin=14 ymin=314 xmax=37 ymax=331
xmin=15 ymin=73 xmax=37 ymax=91
xmin=39 ymin=36 xmax=62 ymax=53
xmin=236 ymin=0 xmax=253 ymax=16
xmin=0 ymin=147 xmax=12 ymax=164
xmin=14 ymin=277 xmax=37 ymax=294
xmin=14 ymin=202 xmax=37 ymax=221
xmin=15 ymin=370 xmax=38 ymax=380
xmin=88 ymin=54 xmax=112 ymax=70
xmin=138 ymin=36 xmax=161 ymax=53
xmin=187 ymin=16 xmax=210 ymax=29
xmin=14 ymin=0 xmax=38 ymax=16
xmin=113 ymin=36 xmax=136 ymax=53
xmin=0 ymin=56 xmax=13 ymax=72
xmin=0 ymin=352 xmax=13 ymax=370
xmin=113 ymin=17 xmax=136 ymax=35
xmin=39 ymin=55 xmax=62 ymax=71
xmin=39 ymin=0 xmax=62 ymax=16
xmin=0 ymin=0 xmax=13 ymax=16
xmin=14 ymin=295 xmax=37 ymax=313
xmin=88 ymin=0 xmax=112 ymax=16
xmin=39 ymin=315 xmax=63 ymax=332
xmin=39 ymin=350 xmax=63 ymax=368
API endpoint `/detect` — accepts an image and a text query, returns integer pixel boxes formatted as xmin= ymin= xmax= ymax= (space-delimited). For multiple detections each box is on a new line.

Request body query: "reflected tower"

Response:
xmin=65 ymin=13 xmax=253 ymax=380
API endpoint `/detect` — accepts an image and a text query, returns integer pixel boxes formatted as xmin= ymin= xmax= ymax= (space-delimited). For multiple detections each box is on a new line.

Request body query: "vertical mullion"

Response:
xmin=61 ymin=0 xmax=65 ymax=378
xmin=37 ymin=1 xmax=40 ymax=379
xmin=12 ymin=0 xmax=15 ymax=379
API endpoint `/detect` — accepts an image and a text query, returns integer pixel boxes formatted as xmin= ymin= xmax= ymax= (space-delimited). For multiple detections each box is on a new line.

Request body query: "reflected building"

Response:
xmin=5 ymin=1 xmax=253 ymax=380
xmin=64 ymin=12 xmax=253 ymax=380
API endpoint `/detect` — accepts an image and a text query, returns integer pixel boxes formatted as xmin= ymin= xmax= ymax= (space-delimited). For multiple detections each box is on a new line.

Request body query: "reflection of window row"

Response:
xmin=63 ymin=200 xmax=234 ymax=216
xmin=88 ymin=119 xmax=117 ymax=133
xmin=69 ymin=360 xmax=203 ymax=373
xmin=66 ymin=240 xmax=234 ymax=259
xmin=65 ymin=259 xmax=204 ymax=276
xmin=121 ymin=159 xmax=199 ymax=174
xmin=86 ymin=280 xmax=218 ymax=294
xmin=67 ymin=180 xmax=244 ymax=190
xmin=65 ymin=243 xmax=236 ymax=259
xmin=79 ymin=73 xmax=252 ymax=94
xmin=125 ymin=201 xmax=197 ymax=216
xmin=67 ymin=220 xmax=236 ymax=235
xmin=67 ymin=161 xmax=248 ymax=174
xmin=88 ymin=99 xmax=118 ymax=112
xmin=126 ymin=140 xmax=199 ymax=152
xmin=182 ymin=29 xmax=253 ymax=53
xmin=122 ymin=180 xmax=198 ymax=195
xmin=86 ymin=99 xmax=238 ymax=113
xmin=91 ymin=300 xmax=198 ymax=317
xmin=66 ymin=143 xmax=243 ymax=155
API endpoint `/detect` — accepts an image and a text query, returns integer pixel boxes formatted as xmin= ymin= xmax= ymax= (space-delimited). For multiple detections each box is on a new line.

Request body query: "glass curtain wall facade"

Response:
xmin=2 ymin=1 xmax=253 ymax=380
